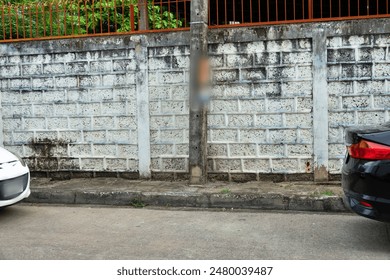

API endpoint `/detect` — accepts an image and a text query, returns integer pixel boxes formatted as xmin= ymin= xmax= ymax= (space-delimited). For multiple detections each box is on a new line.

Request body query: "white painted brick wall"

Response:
xmin=327 ymin=34 xmax=390 ymax=173
xmin=208 ymin=39 xmax=313 ymax=177
xmin=1 ymin=48 xmax=139 ymax=173
xmin=147 ymin=45 xmax=190 ymax=175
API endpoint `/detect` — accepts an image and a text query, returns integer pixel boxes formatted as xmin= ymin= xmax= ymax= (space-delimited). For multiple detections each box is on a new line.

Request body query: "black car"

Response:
xmin=342 ymin=122 xmax=390 ymax=222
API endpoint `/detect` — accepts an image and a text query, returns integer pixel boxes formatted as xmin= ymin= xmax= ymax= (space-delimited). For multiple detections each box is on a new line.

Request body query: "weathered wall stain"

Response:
xmin=26 ymin=138 xmax=78 ymax=171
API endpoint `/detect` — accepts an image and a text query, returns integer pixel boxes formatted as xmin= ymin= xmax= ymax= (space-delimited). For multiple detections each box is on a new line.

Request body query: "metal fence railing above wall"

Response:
xmin=0 ymin=0 xmax=190 ymax=42
xmin=209 ymin=0 xmax=390 ymax=27
xmin=1 ymin=0 xmax=390 ymax=42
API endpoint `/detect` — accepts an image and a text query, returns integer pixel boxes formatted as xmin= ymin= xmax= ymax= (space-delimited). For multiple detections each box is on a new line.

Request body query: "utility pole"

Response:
xmin=189 ymin=0 xmax=209 ymax=185
xmin=139 ymin=0 xmax=149 ymax=31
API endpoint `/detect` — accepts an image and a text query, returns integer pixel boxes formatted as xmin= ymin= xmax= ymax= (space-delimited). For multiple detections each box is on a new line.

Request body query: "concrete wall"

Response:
xmin=327 ymin=34 xmax=390 ymax=174
xmin=1 ymin=19 xmax=390 ymax=180
xmin=0 ymin=39 xmax=140 ymax=178
xmin=207 ymin=39 xmax=313 ymax=181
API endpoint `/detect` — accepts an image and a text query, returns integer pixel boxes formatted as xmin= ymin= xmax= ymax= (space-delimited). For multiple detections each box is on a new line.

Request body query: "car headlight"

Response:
xmin=14 ymin=154 xmax=27 ymax=167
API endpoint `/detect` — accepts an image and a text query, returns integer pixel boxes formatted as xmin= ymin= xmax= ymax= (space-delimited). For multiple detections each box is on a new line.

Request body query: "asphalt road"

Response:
xmin=0 ymin=205 xmax=389 ymax=260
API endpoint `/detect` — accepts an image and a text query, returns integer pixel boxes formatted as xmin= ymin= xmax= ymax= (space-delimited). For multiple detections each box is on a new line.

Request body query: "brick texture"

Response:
xmin=208 ymin=39 xmax=314 ymax=177
xmin=1 ymin=48 xmax=138 ymax=173
xmin=148 ymin=46 xmax=190 ymax=174
xmin=327 ymin=35 xmax=390 ymax=173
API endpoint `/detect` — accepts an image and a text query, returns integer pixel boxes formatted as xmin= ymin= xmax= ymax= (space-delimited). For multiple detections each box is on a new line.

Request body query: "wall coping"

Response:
xmin=1 ymin=18 xmax=389 ymax=55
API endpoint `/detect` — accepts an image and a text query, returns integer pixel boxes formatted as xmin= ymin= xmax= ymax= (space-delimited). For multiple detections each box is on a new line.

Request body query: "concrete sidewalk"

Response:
xmin=24 ymin=177 xmax=347 ymax=212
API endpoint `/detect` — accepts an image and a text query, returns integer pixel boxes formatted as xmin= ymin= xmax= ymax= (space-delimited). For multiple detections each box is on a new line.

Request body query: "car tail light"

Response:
xmin=348 ymin=140 xmax=390 ymax=160
xmin=359 ymin=201 xmax=373 ymax=209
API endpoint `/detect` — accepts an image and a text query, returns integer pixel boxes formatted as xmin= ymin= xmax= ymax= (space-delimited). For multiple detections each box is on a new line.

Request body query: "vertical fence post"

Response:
xmin=189 ymin=0 xmax=209 ymax=185
xmin=312 ymin=29 xmax=329 ymax=181
xmin=135 ymin=36 xmax=151 ymax=179
xmin=139 ymin=0 xmax=149 ymax=30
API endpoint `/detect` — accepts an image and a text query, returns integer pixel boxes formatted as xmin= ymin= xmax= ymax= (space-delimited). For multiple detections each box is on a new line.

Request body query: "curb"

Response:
xmin=25 ymin=189 xmax=347 ymax=212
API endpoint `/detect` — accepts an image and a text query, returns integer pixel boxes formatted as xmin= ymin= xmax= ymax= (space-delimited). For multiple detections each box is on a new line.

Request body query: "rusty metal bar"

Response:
xmin=1 ymin=6 xmax=5 ymax=40
xmin=77 ymin=0 xmax=81 ymax=34
xmin=49 ymin=3 xmax=53 ymax=36
xmin=107 ymin=0 xmax=110 ymax=32
xmin=15 ymin=5 xmax=19 ymax=39
xmin=42 ymin=3 xmax=46 ymax=37
xmin=113 ymin=0 xmax=117 ymax=32
xmin=176 ymin=0 xmax=179 ymax=27
xmin=267 ymin=0 xmax=270 ymax=21
xmin=93 ymin=0 xmax=97 ymax=34
xmin=216 ymin=0 xmax=219 ymax=25
xmin=22 ymin=4 xmax=26 ymax=38
xmin=168 ymin=0 xmax=171 ymax=27
xmin=376 ymin=0 xmax=379 ymax=14
xmin=85 ymin=0 xmax=89 ymax=34
xmin=137 ymin=0 xmax=142 ymax=30
xmin=241 ymin=0 xmax=244 ymax=22
xmin=234 ymin=0 xmax=236 ymax=22
xmin=284 ymin=0 xmax=287 ymax=21
xmin=35 ymin=3 xmax=39 ymax=38
xmin=56 ymin=2 xmax=60 ymax=36
xmin=348 ymin=0 xmax=351 ymax=16
xmin=8 ymin=4 xmax=12 ymax=39
xmin=152 ymin=0 xmax=156 ymax=29
xmin=29 ymin=5 xmax=33 ymax=38
xmin=63 ymin=1 xmax=67 ymax=36
xmin=160 ymin=0 xmax=163 ymax=28
xmin=130 ymin=4 xmax=135 ymax=31
xmin=339 ymin=0 xmax=341 ymax=17
xmin=185 ymin=0 xmax=187 ymax=27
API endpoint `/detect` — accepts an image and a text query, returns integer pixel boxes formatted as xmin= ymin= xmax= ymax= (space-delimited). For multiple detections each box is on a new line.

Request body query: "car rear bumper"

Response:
xmin=342 ymin=157 xmax=390 ymax=222
xmin=343 ymin=190 xmax=390 ymax=222
xmin=0 ymin=173 xmax=31 ymax=208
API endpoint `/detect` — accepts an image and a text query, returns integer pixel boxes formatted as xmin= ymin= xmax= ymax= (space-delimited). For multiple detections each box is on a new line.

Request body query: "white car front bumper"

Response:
xmin=0 ymin=162 xmax=31 ymax=208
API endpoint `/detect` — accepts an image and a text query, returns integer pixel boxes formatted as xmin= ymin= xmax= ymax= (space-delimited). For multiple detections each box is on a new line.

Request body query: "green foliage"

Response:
xmin=321 ymin=190 xmax=335 ymax=196
xmin=0 ymin=0 xmax=183 ymax=40
xmin=130 ymin=198 xmax=146 ymax=208
xmin=220 ymin=188 xmax=231 ymax=194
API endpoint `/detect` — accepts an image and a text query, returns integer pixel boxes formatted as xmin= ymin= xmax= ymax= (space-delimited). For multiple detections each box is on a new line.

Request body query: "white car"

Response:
xmin=0 ymin=147 xmax=30 ymax=208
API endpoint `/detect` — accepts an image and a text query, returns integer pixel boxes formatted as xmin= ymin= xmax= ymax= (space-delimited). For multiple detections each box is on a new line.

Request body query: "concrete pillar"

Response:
xmin=139 ymin=0 xmax=149 ymax=31
xmin=189 ymin=0 xmax=209 ymax=185
xmin=135 ymin=36 xmax=151 ymax=179
xmin=312 ymin=29 xmax=329 ymax=181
